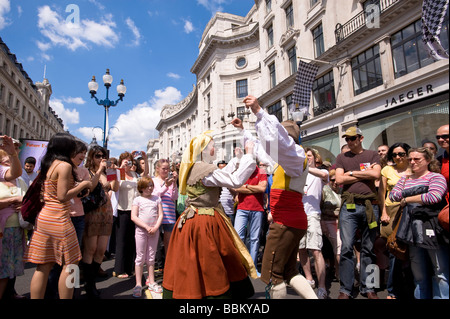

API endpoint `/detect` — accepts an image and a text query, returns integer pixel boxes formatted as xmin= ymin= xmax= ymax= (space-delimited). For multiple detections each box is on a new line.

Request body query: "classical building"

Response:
xmin=0 ymin=37 xmax=64 ymax=141
xmin=153 ymin=0 xmax=449 ymax=164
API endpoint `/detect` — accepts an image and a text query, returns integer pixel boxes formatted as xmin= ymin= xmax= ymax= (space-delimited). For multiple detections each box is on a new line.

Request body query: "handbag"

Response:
xmin=438 ymin=203 xmax=449 ymax=232
xmin=386 ymin=208 xmax=409 ymax=260
xmin=81 ymin=172 xmax=107 ymax=213
xmin=20 ymin=174 xmax=44 ymax=226
xmin=380 ymin=203 xmax=401 ymax=239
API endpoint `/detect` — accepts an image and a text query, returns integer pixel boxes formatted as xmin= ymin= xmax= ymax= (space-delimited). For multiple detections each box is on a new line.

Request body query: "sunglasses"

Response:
xmin=95 ymin=154 xmax=106 ymax=159
xmin=436 ymin=134 xmax=449 ymax=140
xmin=345 ymin=136 xmax=358 ymax=142
xmin=392 ymin=152 xmax=406 ymax=158
xmin=330 ymin=179 xmax=336 ymax=182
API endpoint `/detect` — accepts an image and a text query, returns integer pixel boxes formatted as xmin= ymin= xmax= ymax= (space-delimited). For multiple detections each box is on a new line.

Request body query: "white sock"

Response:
xmin=270 ymin=281 xmax=287 ymax=299
xmin=288 ymin=275 xmax=318 ymax=299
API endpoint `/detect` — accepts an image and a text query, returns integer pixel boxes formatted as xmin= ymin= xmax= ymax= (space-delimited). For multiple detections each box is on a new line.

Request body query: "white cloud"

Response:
xmin=197 ymin=0 xmax=227 ymax=15
xmin=125 ymin=17 xmax=142 ymax=46
xmin=49 ymin=98 xmax=80 ymax=130
xmin=63 ymin=97 xmax=86 ymax=105
xmin=36 ymin=40 xmax=51 ymax=51
xmin=36 ymin=5 xmax=119 ymax=52
xmin=17 ymin=5 xmax=22 ymax=17
xmin=88 ymin=0 xmax=105 ymax=11
xmin=78 ymin=87 xmax=182 ymax=155
xmin=183 ymin=19 xmax=194 ymax=34
xmin=167 ymin=72 xmax=181 ymax=79
xmin=0 ymin=0 xmax=11 ymax=30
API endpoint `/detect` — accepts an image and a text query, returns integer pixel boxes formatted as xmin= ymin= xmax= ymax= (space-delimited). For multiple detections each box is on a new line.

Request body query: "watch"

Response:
xmin=349 ymin=171 xmax=353 ymax=176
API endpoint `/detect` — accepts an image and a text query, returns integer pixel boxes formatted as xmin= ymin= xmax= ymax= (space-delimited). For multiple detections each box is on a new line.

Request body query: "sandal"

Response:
xmin=132 ymin=286 xmax=142 ymax=298
xmin=148 ymin=282 xmax=163 ymax=293
xmin=117 ymin=273 xmax=129 ymax=279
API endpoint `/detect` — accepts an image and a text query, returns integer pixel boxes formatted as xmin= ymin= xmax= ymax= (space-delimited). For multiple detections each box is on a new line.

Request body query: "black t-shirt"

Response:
xmin=335 ymin=149 xmax=380 ymax=195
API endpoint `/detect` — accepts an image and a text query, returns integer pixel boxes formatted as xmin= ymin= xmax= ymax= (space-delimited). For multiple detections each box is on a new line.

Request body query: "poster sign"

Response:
xmin=18 ymin=139 xmax=49 ymax=172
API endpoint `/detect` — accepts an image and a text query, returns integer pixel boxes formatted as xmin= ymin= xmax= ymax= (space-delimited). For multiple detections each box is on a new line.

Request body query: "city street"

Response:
xmin=14 ymin=256 xmax=388 ymax=300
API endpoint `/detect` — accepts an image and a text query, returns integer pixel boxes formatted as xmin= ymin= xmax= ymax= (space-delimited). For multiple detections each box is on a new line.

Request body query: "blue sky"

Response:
xmin=0 ymin=0 xmax=253 ymax=157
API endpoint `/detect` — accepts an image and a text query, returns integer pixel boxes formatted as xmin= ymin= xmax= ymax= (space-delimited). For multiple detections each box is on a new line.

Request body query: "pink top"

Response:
xmin=132 ymin=195 xmax=161 ymax=228
xmin=69 ymin=167 xmax=90 ymax=217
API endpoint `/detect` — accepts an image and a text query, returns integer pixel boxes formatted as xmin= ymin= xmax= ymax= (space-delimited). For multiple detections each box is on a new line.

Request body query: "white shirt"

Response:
xmin=303 ymin=169 xmax=328 ymax=215
xmin=202 ymin=153 xmax=256 ymax=189
xmin=241 ymin=109 xmax=306 ymax=178
xmin=19 ymin=169 xmax=38 ymax=186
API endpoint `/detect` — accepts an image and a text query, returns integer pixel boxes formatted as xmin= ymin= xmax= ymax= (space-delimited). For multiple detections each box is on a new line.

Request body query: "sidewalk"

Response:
xmin=14 ymin=256 xmax=388 ymax=299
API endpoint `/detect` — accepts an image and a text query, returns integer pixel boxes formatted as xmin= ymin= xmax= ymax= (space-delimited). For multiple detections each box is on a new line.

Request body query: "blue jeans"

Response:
xmin=71 ymin=216 xmax=85 ymax=247
xmin=339 ymin=202 xmax=379 ymax=295
xmin=409 ymin=244 xmax=449 ymax=299
xmin=234 ymin=209 xmax=264 ymax=267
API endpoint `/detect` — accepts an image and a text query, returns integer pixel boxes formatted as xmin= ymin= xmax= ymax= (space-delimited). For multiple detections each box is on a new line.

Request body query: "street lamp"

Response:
xmin=291 ymin=108 xmax=305 ymax=126
xmin=88 ymin=69 xmax=126 ymax=149
xmin=290 ymin=105 xmax=305 ymax=144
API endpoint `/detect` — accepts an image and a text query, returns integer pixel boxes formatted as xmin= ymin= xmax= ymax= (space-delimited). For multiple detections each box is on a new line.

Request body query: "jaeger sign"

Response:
xmin=384 ymin=84 xmax=434 ymax=108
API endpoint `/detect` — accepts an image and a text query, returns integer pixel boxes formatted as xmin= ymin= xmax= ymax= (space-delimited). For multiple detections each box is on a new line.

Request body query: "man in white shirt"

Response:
xmin=20 ymin=156 xmax=38 ymax=186
xmin=232 ymin=95 xmax=317 ymax=299
xmin=298 ymin=148 xmax=329 ymax=299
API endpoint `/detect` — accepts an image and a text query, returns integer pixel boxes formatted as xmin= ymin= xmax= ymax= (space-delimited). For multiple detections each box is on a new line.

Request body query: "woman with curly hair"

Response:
xmin=113 ymin=151 xmax=139 ymax=279
xmin=82 ymin=145 xmax=118 ymax=298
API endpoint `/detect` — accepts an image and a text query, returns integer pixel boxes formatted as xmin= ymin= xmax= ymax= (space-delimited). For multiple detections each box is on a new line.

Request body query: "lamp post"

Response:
xmin=88 ymin=69 xmax=126 ymax=150
xmin=291 ymin=107 xmax=305 ymax=144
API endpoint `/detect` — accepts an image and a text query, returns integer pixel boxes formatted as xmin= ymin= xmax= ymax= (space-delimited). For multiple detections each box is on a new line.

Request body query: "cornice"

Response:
xmin=191 ymin=22 xmax=259 ymax=74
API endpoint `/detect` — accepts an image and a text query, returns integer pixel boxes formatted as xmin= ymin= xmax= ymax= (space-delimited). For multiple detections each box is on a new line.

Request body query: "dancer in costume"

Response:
xmin=231 ymin=95 xmax=317 ymax=299
xmin=162 ymin=130 xmax=258 ymax=299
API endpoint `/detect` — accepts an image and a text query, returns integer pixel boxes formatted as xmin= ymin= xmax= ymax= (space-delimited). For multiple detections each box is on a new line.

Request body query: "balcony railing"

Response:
xmin=313 ymin=103 xmax=336 ymax=117
xmin=335 ymin=0 xmax=399 ymax=43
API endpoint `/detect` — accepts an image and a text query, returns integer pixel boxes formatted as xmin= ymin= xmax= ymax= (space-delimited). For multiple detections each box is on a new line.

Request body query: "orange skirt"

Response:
xmin=162 ymin=211 xmax=250 ymax=299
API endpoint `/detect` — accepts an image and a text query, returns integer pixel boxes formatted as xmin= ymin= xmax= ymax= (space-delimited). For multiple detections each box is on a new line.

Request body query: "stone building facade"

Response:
xmin=0 ymin=37 xmax=64 ymax=141
xmin=153 ymin=0 xmax=449 ymax=164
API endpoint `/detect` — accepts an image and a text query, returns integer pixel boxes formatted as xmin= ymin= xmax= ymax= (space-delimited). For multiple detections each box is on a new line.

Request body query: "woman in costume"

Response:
xmin=162 ymin=131 xmax=257 ymax=299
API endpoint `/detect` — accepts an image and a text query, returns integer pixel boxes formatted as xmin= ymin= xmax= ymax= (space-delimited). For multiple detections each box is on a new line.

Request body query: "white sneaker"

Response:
xmin=307 ymin=279 xmax=315 ymax=289
xmin=317 ymin=287 xmax=328 ymax=299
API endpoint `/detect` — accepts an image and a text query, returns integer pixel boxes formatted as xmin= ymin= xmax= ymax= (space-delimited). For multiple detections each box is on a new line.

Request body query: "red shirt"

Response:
xmin=441 ymin=156 xmax=449 ymax=203
xmin=237 ymin=166 xmax=267 ymax=212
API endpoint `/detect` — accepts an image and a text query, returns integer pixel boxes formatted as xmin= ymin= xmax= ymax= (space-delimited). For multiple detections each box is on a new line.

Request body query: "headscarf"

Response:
xmin=178 ymin=130 xmax=213 ymax=195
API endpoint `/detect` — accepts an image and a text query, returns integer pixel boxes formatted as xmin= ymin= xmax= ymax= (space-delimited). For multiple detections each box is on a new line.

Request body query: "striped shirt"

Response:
xmin=389 ymin=172 xmax=448 ymax=205
xmin=153 ymin=178 xmax=178 ymax=225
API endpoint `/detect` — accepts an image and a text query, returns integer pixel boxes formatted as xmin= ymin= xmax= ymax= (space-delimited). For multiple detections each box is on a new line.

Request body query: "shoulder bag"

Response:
xmin=20 ymin=174 xmax=44 ymax=226
xmin=81 ymin=171 xmax=108 ymax=213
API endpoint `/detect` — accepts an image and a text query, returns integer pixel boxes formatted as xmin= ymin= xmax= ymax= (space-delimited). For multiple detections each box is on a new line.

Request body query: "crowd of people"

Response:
xmin=0 ymin=95 xmax=448 ymax=300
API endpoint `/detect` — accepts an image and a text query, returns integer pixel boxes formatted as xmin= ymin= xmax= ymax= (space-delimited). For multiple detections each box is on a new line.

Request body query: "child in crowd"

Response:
xmin=130 ymin=176 xmax=163 ymax=298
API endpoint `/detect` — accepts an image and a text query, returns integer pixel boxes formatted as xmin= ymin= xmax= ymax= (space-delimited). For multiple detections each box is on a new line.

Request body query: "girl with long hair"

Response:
xmin=25 ymin=133 xmax=92 ymax=299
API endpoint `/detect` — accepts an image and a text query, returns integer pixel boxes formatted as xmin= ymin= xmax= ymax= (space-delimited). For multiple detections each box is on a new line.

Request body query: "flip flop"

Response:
xmin=132 ymin=286 xmax=142 ymax=298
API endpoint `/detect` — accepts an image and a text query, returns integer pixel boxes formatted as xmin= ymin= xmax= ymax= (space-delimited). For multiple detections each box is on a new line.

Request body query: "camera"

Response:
xmin=168 ymin=171 xmax=174 ymax=179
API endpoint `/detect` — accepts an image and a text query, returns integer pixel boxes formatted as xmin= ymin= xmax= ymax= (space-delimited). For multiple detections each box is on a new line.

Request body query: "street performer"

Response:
xmin=162 ymin=130 xmax=257 ymax=299
xmin=231 ymin=95 xmax=317 ymax=299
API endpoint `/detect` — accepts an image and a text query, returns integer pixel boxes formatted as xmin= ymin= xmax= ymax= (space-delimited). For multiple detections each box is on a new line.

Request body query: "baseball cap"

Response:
xmin=342 ymin=126 xmax=362 ymax=138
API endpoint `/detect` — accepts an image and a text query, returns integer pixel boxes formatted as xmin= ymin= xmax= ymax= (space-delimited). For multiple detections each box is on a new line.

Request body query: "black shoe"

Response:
xmin=84 ymin=263 xmax=100 ymax=299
